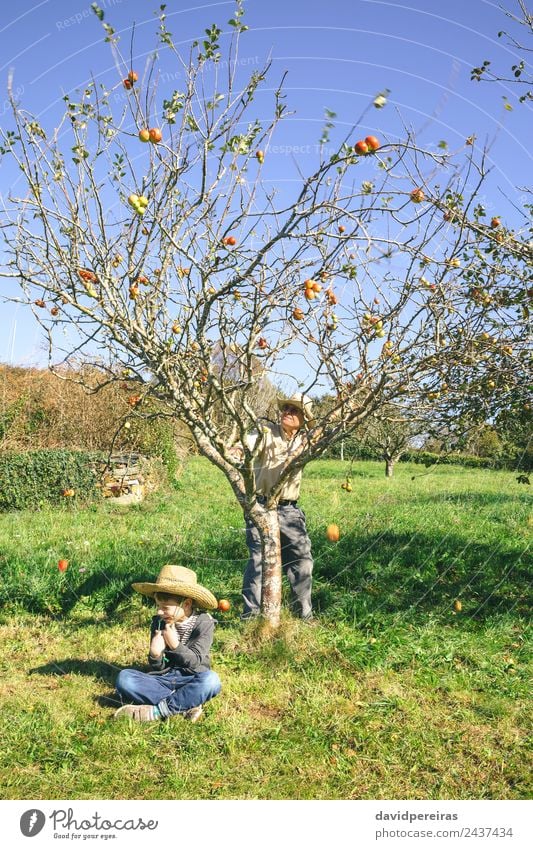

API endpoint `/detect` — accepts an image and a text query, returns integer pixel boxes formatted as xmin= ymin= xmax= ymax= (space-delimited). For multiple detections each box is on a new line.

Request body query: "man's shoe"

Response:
xmin=183 ymin=705 xmax=203 ymax=723
xmin=114 ymin=704 xmax=160 ymax=722
xmin=301 ymin=615 xmax=318 ymax=627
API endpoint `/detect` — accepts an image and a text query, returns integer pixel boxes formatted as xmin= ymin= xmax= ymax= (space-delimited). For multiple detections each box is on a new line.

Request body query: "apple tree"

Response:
xmin=1 ymin=3 xmax=530 ymax=627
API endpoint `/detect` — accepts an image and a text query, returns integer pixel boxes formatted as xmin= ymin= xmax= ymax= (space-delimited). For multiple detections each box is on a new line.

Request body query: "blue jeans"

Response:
xmin=115 ymin=668 xmax=221 ymax=718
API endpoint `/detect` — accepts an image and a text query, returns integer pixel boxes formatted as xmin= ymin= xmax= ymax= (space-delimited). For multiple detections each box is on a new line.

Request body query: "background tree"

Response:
xmin=355 ymin=406 xmax=423 ymax=478
xmin=1 ymin=3 xmax=530 ymax=627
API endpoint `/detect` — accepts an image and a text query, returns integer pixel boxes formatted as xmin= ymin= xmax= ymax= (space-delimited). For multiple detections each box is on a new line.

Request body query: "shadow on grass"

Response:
xmin=416 ymin=491 xmax=530 ymax=507
xmin=312 ymin=529 xmax=531 ymax=622
xmin=29 ymin=658 xmax=122 ymax=685
xmin=5 ymin=520 xmax=530 ymax=626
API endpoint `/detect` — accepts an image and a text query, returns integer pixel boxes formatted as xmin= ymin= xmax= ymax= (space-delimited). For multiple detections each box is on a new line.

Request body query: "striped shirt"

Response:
xmin=175 ymin=614 xmax=198 ymax=644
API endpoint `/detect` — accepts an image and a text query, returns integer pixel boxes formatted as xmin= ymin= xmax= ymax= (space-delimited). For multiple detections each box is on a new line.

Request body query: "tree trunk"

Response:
xmin=250 ymin=505 xmax=282 ymax=628
xmin=385 ymin=458 xmax=394 ymax=477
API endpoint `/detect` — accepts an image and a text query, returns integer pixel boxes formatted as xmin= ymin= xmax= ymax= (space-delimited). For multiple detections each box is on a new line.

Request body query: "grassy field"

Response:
xmin=0 ymin=458 xmax=531 ymax=799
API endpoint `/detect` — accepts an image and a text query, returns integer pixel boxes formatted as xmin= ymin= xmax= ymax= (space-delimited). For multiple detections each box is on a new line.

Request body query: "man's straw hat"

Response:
xmin=132 ymin=565 xmax=218 ymax=610
xmin=277 ymin=393 xmax=315 ymax=426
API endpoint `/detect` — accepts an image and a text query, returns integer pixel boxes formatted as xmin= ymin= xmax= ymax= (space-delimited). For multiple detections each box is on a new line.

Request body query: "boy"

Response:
xmin=114 ymin=564 xmax=221 ymax=722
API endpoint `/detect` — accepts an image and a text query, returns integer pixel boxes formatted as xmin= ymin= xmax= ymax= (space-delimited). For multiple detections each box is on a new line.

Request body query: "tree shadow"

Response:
xmin=29 ymin=658 xmax=122 ymax=685
xmin=312 ymin=528 xmax=531 ymax=622
xmin=419 ymin=491 xmax=530 ymax=507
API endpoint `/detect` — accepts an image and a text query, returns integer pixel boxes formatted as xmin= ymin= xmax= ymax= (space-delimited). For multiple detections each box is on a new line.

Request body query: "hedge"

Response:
xmin=0 ymin=449 xmax=104 ymax=511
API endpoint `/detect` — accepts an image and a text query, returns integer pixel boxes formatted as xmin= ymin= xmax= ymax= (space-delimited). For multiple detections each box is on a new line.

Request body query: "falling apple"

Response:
xmin=326 ymin=523 xmax=340 ymax=542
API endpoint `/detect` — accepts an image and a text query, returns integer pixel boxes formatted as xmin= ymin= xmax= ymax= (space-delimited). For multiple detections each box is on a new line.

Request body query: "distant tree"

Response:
xmin=466 ymin=424 xmax=504 ymax=459
xmin=357 ymin=407 xmax=423 ymax=477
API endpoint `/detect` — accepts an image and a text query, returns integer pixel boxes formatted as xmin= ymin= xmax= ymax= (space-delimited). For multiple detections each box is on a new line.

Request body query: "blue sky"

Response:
xmin=1 ymin=0 xmax=531 ymax=366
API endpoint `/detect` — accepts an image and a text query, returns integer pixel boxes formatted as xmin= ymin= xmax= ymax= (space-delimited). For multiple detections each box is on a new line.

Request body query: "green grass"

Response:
xmin=0 ymin=459 xmax=531 ymax=799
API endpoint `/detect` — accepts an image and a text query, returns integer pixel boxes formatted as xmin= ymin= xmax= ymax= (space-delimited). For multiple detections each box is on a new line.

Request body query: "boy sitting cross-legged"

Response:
xmin=114 ymin=564 xmax=221 ymax=723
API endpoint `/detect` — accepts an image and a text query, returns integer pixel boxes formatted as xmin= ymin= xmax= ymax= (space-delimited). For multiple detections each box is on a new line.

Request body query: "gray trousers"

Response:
xmin=242 ymin=504 xmax=313 ymax=619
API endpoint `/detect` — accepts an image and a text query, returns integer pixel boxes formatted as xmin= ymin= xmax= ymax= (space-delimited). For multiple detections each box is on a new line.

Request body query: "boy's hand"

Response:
xmin=161 ymin=622 xmax=180 ymax=650
xmin=149 ymin=630 xmax=165 ymax=658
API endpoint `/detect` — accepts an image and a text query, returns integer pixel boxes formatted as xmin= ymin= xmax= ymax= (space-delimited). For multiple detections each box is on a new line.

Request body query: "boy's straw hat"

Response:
xmin=132 ymin=565 xmax=218 ymax=610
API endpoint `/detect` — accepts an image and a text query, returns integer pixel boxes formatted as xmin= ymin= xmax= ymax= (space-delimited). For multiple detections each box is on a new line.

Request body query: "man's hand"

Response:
xmin=227 ymin=444 xmax=244 ymax=462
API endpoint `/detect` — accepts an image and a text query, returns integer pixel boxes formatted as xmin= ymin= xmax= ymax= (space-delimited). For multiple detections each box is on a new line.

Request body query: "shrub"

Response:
xmin=399 ymin=450 xmax=506 ymax=470
xmin=0 ymin=450 xmax=104 ymax=511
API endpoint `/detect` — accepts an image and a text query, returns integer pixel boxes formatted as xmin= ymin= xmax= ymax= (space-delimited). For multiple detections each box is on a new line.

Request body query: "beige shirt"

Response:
xmin=246 ymin=422 xmax=305 ymax=500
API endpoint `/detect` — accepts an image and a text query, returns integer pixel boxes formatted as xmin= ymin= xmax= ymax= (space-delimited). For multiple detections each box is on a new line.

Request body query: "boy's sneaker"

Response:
xmin=114 ymin=704 xmax=160 ymax=722
xmin=183 ymin=705 xmax=203 ymax=723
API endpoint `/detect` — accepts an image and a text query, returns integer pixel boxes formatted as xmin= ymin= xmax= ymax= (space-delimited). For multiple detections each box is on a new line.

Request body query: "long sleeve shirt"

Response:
xmin=246 ymin=422 xmax=306 ymax=500
xmin=147 ymin=612 xmax=215 ymax=673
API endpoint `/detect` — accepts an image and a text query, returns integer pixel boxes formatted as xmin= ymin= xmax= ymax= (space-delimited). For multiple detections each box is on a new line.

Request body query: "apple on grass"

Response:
xmin=58 ymin=559 xmax=69 ymax=573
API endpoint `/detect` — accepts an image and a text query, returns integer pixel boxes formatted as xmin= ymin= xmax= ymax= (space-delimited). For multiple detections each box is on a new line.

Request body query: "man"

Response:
xmin=240 ymin=393 xmax=315 ymax=621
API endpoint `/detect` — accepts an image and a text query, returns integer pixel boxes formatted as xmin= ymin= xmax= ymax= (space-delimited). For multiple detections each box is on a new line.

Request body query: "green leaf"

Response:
xmin=91 ymin=3 xmax=104 ymax=21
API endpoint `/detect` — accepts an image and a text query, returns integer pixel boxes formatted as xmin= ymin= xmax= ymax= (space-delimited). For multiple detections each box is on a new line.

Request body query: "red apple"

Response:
xmin=365 ymin=135 xmax=380 ymax=151
xmin=149 ymin=127 xmax=162 ymax=143
xmin=490 ymin=217 xmax=501 ymax=229
xmin=58 ymin=559 xmax=69 ymax=573
xmin=223 ymin=235 xmax=237 ymax=246
xmin=123 ymin=78 xmax=133 ymax=90
xmin=218 ymin=599 xmax=231 ymax=612
xmin=354 ymin=140 xmax=369 ymax=155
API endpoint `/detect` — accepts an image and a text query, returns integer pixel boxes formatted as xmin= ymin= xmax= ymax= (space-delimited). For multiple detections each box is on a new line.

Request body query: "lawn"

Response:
xmin=0 ymin=458 xmax=530 ymax=799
